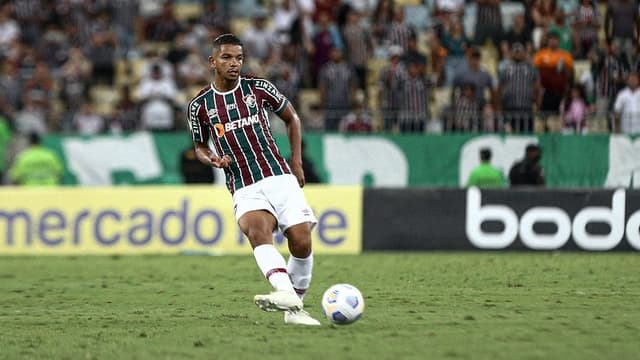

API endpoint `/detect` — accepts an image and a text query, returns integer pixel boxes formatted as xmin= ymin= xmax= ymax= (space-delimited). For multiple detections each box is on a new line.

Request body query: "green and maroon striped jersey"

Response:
xmin=187 ymin=77 xmax=291 ymax=193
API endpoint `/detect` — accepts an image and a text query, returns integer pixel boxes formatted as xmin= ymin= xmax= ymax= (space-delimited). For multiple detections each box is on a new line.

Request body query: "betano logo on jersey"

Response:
xmin=213 ymin=114 xmax=261 ymax=137
xmin=225 ymin=114 xmax=260 ymax=132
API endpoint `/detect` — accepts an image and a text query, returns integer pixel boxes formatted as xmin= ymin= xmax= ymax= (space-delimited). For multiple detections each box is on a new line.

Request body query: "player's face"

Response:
xmin=210 ymin=44 xmax=243 ymax=81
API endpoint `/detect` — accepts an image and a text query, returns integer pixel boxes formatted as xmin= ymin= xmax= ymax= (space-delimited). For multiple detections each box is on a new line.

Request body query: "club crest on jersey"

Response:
xmin=244 ymin=94 xmax=257 ymax=108
xmin=207 ymin=108 xmax=218 ymax=120
xmin=214 ymin=123 xmax=225 ymax=137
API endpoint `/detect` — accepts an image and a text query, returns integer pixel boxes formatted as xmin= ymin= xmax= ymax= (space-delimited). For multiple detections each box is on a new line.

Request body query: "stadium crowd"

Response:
xmin=0 ymin=0 xmax=638 ymax=147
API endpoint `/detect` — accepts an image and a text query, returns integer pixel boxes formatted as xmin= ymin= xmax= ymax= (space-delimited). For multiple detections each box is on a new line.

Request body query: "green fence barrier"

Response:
xmin=43 ymin=132 xmax=640 ymax=188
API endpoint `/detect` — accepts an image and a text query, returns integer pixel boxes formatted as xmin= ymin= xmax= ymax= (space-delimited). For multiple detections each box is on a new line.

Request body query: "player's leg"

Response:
xmin=283 ymin=223 xmax=321 ymax=325
xmin=284 ymin=222 xmax=314 ymax=300
xmin=260 ymin=174 xmax=320 ymax=325
xmin=239 ymin=210 xmax=302 ymax=312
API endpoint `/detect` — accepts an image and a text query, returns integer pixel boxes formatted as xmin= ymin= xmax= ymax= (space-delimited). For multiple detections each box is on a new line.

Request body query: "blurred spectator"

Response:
xmin=590 ymin=40 xmax=625 ymax=129
xmin=14 ymin=94 xmax=47 ymax=135
xmin=448 ymin=82 xmax=480 ymax=132
xmin=474 ymin=0 xmax=503 ymax=46
xmin=0 ymin=4 xmax=20 ymax=58
xmin=342 ymin=8 xmax=373 ymax=93
xmin=112 ymin=86 xmax=140 ymax=132
xmin=499 ymin=42 xmax=541 ymax=133
xmin=403 ymin=32 xmax=427 ymax=76
xmin=311 ymin=11 xmax=343 ymax=86
xmin=242 ymin=9 xmax=277 ymax=65
xmin=177 ymin=49 xmax=210 ymax=87
xmin=9 ymin=132 xmax=63 ymax=186
xmin=318 ymin=47 xmax=356 ymax=131
xmin=371 ymin=0 xmax=394 ymax=48
xmin=110 ymin=0 xmax=140 ymax=59
xmin=269 ymin=46 xmax=301 ymax=107
xmin=435 ymin=0 xmax=465 ymax=24
xmin=386 ymin=7 xmax=412 ymax=54
xmin=613 ymin=71 xmax=640 ymax=134
xmin=314 ymin=0 xmax=339 ymax=23
xmin=532 ymin=0 xmax=557 ymax=48
xmin=428 ymin=33 xmax=448 ymax=86
xmin=398 ymin=59 xmax=430 ymax=133
xmin=199 ymin=0 xmax=230 ymax=35
xmin=13 ymin=0 xmax=47 ymax=44
xmin=60 ymin=47 xmax=93 ymax=117
xmin=546 ymin=10 xmax=578 ymax=57
xmin=38 ymin=22 xmax=69 ymax=71
xmin=532 ymin=0 xmax=557 ymax=28
xmin=141 ymin=48 xmax=175 ymax=83
xmin=442 ymin=18 xmax=469 ymax=86
xmin=574 ymin=0 xmax=599 ymax=59
xmin=501 ymin=14 xmax=533 ymax=59
xmin=378 ymin=45 xmax=407 ymax=131
xmin=533 ymin=30 xmax=574 ymax=122
xmin=180 ymin=146 xmax=215 ymax=184
xmin=560 ymin=84 xmax=589 ymax=133
xmin=73 ymin=102 xmax=104 ymax=135
xmin=273 ymin=0 xmax=314 ymax=55
xmin=167 ymin=32 xmax=190 ymax=66
xmin=466 ymin=148 xmax=506 ymax=188
xmin=509 ymin=144 xmax=545 ymax=187
xmin=452 ymin=48 xmax=496 ymax=108
xmin=22 ymin=61 xmax=53 ymax=127
xmin=339 ymin=93 xmax=374 ymax=132
xmin=146 ymin=2 xmax=181 ymax=42
xmin=334 ymin=0 xmax=353 ymax=31
xmin=604 ymin=0 xmax=640 ymax=60
xmin=137 ymin=63 xmax=178 ymax=131
xmin=0 ymin=61 xmax=22 ymax=114
xmin=481 ymin=103 xmax=500 ymax=132
xmin=88 ymin=26 xmax=116 ymax=85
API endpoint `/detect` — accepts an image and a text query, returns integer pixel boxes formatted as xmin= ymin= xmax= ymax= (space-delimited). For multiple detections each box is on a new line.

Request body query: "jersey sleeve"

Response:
xmin=187 ymin=99 xmax=209 ymax=143
xmin=254 ymin=79 xmax=289 ymax=115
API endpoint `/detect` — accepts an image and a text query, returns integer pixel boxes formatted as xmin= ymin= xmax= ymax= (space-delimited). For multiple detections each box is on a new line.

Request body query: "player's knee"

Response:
xmin=289 ymin=238 xmax=311 ymax=258
xmin=246 ymin=227 xmax=273 ymax=247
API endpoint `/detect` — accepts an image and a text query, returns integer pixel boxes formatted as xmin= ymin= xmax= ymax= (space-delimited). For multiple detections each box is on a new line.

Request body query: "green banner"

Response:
xmin=43 ymin=132 xmax=640 ymax=188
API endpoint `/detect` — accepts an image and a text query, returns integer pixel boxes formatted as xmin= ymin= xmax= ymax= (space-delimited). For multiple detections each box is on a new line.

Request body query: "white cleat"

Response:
xmin=284 ymin=309 xmax=321 ymax=326
xmin=254 ymin=290 xmax=303 ymax=312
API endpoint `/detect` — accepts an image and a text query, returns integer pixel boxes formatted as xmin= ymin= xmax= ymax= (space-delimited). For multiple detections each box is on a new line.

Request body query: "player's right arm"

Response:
xmin=193 ymin=141 xmax=231 ymax=168
xmin=187 ymin=96 xmax=231 ymax=169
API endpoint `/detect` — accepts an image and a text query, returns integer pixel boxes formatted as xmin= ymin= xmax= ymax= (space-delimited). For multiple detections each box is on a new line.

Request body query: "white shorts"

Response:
xmin=232 ymin=174 xmax=317 ymax=232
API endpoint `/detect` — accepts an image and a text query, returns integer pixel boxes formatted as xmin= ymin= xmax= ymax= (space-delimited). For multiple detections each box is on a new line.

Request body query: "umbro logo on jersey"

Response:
xmin=207 ymin=109 xmax=218 ymax=119
xmin=244 ymin=94 xmax=257 ymax=108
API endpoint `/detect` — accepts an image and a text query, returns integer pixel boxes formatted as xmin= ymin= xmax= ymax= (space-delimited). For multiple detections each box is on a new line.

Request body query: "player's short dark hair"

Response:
xmin=212 ymin=33 xmax=243 ymax=52
xmin=480 ymin=148 xmax=491 ymax=161
xmin=526 ymin=144 xmax=541 ymax=153
xmin=29 ymin=132 xmax=42 ymax=145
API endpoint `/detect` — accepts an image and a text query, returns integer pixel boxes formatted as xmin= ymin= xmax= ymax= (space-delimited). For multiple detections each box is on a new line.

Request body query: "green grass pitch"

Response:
xmin=1 ymin=253 xmax=638 ymax=360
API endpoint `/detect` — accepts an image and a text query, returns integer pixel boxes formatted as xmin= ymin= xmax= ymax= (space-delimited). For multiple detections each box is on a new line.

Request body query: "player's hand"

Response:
xmin=291 ymin=163 xmax=305 ymax=188
xmin=210 ymin=154 xmax=232 ymax=169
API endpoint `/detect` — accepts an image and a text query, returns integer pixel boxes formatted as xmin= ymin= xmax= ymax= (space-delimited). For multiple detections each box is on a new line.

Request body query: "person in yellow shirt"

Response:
xmin=9 ymin=132 xmax=64 ymax=186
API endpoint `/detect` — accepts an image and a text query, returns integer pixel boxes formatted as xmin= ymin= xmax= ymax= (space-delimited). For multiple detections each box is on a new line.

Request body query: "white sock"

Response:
xmin=287 ymin=253 xmax=313 ymax=299
xmin=253 ymin=244 xmax=295 ymax=292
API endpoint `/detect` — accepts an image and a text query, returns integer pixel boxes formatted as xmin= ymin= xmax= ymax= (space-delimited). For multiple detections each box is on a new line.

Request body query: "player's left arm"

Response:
xmin=279 ymin=103 xmax=305 ymax=188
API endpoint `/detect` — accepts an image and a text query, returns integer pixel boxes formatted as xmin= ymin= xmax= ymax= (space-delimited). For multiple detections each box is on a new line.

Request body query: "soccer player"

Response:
xmin=186 ymin=34 xmax=320 ymax=326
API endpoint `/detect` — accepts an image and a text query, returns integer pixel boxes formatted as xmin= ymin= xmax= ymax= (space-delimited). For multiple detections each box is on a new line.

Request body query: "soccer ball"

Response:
xmin=321 ymin=284 xmax=365 ymax=325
